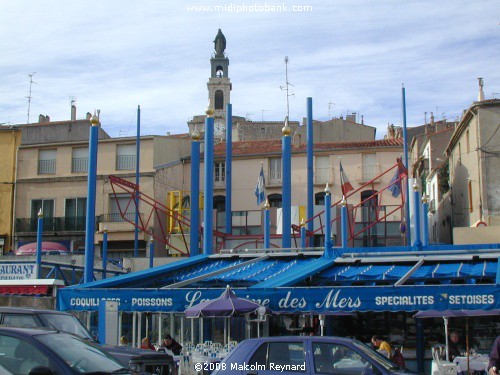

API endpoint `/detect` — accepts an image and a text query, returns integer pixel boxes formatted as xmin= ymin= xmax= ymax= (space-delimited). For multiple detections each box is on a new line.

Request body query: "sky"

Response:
xmin=1 ymin=0 xmax=498 ymax=138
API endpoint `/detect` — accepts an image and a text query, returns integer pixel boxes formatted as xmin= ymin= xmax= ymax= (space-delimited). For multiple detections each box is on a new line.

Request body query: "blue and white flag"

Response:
xmin=255 ymin=165 xmax=266 ymax=205
xmin=388 ymin=166 xmax=402 ymax=197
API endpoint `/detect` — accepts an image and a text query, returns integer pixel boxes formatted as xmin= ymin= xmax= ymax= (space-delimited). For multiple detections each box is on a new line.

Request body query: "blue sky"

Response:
xmin=1 ymin=0 xmax=498 ymax=138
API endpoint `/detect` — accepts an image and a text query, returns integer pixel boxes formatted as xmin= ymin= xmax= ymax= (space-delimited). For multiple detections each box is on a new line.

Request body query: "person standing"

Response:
xmin=488 ymin=336 xmax=500 ymax=375
xmin=161 ymin=333 xmax=183 ymax=355
xmin=372 ymin=335 xmax=392 ymax=359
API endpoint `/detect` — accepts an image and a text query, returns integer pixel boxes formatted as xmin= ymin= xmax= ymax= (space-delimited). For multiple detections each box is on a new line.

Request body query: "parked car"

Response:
xmin=211 ymin=336 xmax=414 ymax=375
xmin=0 ymin=326 xmax=131 ymax=374
xmin=0 ymin=307 xmax=174 ymax=374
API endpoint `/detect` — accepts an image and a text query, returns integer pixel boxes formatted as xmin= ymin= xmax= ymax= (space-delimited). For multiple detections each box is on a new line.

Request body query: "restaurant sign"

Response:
xmin=58 ymin=284 xmax=499 ymax=313
xmin=0 ymin=263 xmax=36 ymax=280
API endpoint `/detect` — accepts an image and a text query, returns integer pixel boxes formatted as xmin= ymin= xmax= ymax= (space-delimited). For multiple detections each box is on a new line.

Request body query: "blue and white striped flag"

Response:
xmin=255 ymin=165 xmax=266 ymax=205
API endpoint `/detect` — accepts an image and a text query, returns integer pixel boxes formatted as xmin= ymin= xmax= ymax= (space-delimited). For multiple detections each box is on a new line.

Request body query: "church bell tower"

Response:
xmin=208 ymin=29 xmax=232 ymax=134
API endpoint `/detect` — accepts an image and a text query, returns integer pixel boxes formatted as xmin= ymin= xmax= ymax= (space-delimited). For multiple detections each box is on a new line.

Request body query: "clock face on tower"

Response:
xmin=214 ymin=121 xmax=225 ymax=137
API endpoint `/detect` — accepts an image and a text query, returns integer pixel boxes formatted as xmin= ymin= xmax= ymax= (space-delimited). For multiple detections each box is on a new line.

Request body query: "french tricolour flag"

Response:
xmin=339 ymin=160 xmax=354 ymax=196
xmin=255 ymin=164 xmax=266 ymax=205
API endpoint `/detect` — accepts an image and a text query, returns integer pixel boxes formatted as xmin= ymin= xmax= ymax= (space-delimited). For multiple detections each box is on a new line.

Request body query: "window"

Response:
xmin=38 ymin=149 xmax=56 ymax=174
xmin=0 ymin=335 xmax=49 ymax=374
xmin=312 ymin=342 xmax=369 ymax=374
xmin=109 ymin=194 xmax=136 ymax=222
xmin=116 ymin=144 xmax=136 ymax=170
xmin=65 ymin=198 xmax=87 ymax=231
xmin=72 ymin=147 xmax=88 ymax=173
xmin=215 ymin=90 xmax=224 ymax=110
xmin=316 ymin=156 xmax=330 ymax=184
xmin=249 ymin=342 xmax=306 ymax=372
xmin=361 ymin=154 xmax=377 ymax=181
xmin=269 ymin=158 xmax=282 ymax=182
xmin=468 ymin=180 xmax=473 ymax=213
xmin=268 ymin=193 xmax=282 ymax=208
xmin=1 ymin=314 xmax=38 ymax=328
xmin=315 ymin=192 xmax=326 ymax=206
xmin=214 ymin=162 xmax=226 ymax=185
xmin=31 ymin=199 xmax=55 ymax=231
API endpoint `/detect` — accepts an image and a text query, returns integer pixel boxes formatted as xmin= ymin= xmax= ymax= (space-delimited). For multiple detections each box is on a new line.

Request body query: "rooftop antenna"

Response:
xmin=26 ymin=72 xmax=37 ymax=123
xmin=280 ymin=56 xmax=294 ymax=119
xmin=261 ymin=109 xmax=269 ymax=121
xmin=328 ymin=101 xmax=335 ymax=119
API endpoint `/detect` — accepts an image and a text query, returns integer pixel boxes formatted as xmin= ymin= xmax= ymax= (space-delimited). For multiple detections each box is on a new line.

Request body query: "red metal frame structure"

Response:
xmin=109 ymin=175 xmax=192 ymax=255
xmin=291 ymin=158 xmax=408 ymax=246
xmin=109 ymin=158 xmax=407 ymax=255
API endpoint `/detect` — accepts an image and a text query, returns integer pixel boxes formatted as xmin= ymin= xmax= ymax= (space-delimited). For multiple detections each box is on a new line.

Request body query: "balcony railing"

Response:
xmin=38 ymin=160 xmax=56 ymax=174
xmin=116 ymin=155 xmax=136 ymax=170
xmin=268 ymin=170 xmax=282 ymax=185
xmin=99 ymin=212 xmax=140 ymax=222
xmin=15 ymin=216 xmax=87 ymax=233
xmin=72 ymin=157 xmax=89 ymax=173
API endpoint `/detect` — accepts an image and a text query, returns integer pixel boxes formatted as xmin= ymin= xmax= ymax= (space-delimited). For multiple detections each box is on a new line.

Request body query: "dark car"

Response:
xmin=211 ymin=336 xmax=414 ymax=375
xmin=0 ymin=326 xmax=131 ymax=375
xmin=0 ymin=307 xmax=174 ymax=374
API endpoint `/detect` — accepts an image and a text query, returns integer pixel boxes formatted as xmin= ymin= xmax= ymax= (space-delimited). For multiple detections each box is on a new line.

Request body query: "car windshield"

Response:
xmin=36 ymin=332 xmax=127 ymax=374
xmin=40 ymin=313 xmax=95 ymax=341
xmin=351 ymin=341 xmax=400 ymax=370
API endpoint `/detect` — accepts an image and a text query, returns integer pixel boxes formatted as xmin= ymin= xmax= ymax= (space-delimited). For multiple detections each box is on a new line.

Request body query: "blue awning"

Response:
xmin=307 ymin=261 xmax=497 ymax=287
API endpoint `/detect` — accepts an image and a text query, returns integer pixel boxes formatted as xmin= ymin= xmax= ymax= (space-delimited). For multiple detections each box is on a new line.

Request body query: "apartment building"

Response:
xmin=14 ymin=134 xmax=191 ymax=257
xmin=446 ymin=98 xmax=500 ymax=231
xmin=157 ymin=137 xmax=405 ymax=251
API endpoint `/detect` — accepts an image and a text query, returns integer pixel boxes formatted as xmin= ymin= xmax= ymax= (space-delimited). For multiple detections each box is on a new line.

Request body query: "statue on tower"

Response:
xmin=213 ymin=29 xmax=226 ymax=56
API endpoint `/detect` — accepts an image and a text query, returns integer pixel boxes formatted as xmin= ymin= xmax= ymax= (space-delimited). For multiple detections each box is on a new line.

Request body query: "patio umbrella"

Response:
xmin=185 ymin=286 xmax=271 ymax=343
xmin=414 ymin=309 xmax=500 ymax=369
xmin=16 ymin=242 xmax=69 ymax=256
xmin=185 ymin=285 xmax=271 ymax=318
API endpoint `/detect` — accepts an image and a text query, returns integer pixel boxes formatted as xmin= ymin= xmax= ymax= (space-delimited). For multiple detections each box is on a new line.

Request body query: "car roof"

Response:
xmin=0 ymin=326 xmax=59 ymax=336
xmin=242 ymin=336 xmax=361 ymax=345
xmin=0 ymin=307 xmax=67 ymax=315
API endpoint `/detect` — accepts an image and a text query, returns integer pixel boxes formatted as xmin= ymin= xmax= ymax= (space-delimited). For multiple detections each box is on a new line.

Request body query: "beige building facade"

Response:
xmin=446 ymin=99 xmax=500 ymax=230
xmin=14 ymin=134 xmax=191 ymax=257
xmin=0 ymin=127 xmax=21 ymax=253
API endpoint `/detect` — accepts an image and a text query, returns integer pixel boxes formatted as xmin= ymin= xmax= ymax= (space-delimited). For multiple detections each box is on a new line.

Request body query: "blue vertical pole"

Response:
xmin=190 ymin=136 xmax=201 ymax=256
xmin=149 ymin=238 xmax=154 ymax=269
xmin=306 ymin=98 xmax=314 ymax=237
xmin=324 ymin=185 xmax=332 ymax=257
xmin=36 ymin=210 xmax=43 ymax=279
xmin=402 ymin=86 xmax=411 ymax=246
xmin=203 ymin=109 xmax=215 ymax=255
xmin=341 ymin=198 xmax=348 ymax=249
xmin=413 ymin=183 xmax=422 ymax=248
xmin=225 ymin=104 xmax=232 ymax=234
xmin=264 ymin=201 xmax=270 ymax=249
xmin=102 ymin=229 xmax=108 ymax=280
xmin=134 ymin=105 xmax=140 ymax=258
xmin=422 ymin=195 xmax=429 ymax=246
xmin=416 ymin=319 xmax=425 ymax=373
xmin=84 ymin=115 xmax=99 ymax=283
xmin=282 ymin=119 xmax=292 ymax=249
xmin=300 ymin=221 xmax=306 ymax=248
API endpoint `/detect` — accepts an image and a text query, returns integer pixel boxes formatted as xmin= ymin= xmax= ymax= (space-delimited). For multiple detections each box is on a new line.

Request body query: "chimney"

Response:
xmin=478 ymin=78 xmax=484 ymax=101
xmin=38 ymin=114 xmax=45 ymax=123
xmin=86 ymin=112 xmax=92 ymax=120
xmin=430 ymin=112 xmax=435 ymax=125
xmin=71 ymin=105 xmax=76 ymax=121
xmin=361 ymin=115 xmax=364 ymax=125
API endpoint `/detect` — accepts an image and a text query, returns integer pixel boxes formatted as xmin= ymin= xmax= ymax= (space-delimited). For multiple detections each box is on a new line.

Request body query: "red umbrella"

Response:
xmin=15 ymin=242 xmax=68 ymax=256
